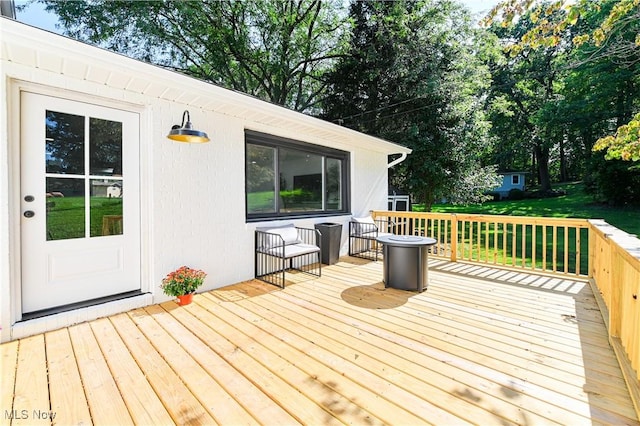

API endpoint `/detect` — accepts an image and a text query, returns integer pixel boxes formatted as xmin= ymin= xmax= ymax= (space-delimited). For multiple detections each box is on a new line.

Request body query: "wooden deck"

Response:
xmin=2 ymin=258 xmax=639 ymax=425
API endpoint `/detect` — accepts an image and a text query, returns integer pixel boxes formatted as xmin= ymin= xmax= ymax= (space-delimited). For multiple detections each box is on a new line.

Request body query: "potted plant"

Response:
xmin=161 ymin=266 xmax=207 ymax=306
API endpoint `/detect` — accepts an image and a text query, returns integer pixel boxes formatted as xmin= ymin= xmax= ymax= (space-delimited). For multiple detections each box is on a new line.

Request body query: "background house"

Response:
xmin=493 ymin=172 xmax=527 ymax=199
xmin=0 ymin=18 xmax=410 ymax=342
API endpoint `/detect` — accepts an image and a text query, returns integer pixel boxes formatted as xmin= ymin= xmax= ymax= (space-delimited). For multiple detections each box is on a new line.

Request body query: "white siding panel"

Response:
xmin=106 ymin=71 xmax=134 ymax=90
xmin=351 ymin=150 xmax=389 ymax=215
xmin=125 ymin=78 xmax=152 ymax=94
xmin=5 ymin=42 xmax=37 ymax=65
xmin=189 ymin=96 xmax=211 ymax=109
xmin=171 ymin=93 xmax=202 ymax=105
xmin=36 ymin=51 xmax=63 ymax=73
xmin=61 ymin=57 xmax=90 ymax=80
xmin=159 ymin=86 xmax=186 ymax=102
xmin=85 ymin=66 xmax=111 ymax=84
xmin=141 ymin=82 xmax=167 ymax=98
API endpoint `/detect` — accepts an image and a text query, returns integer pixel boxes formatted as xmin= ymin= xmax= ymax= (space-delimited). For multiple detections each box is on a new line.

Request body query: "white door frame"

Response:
xmin=21 ymin=92 xmax=141 ymax=312
xmin=3 ymin=80 xmax=153 ymax=340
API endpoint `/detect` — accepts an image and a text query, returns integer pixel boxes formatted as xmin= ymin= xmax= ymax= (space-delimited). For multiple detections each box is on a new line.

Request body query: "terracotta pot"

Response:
xmin=177 ymin=293 xmax=194 ymax=306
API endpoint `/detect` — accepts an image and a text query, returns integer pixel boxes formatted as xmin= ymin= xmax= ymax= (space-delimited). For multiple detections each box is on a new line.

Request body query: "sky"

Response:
xmin=14 ymin=0 xmax=502 ymax=34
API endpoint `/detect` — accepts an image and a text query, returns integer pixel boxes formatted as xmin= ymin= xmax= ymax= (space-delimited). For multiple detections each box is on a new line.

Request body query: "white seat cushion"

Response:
xmin=266 ymin=243 xmax=320 ymax=259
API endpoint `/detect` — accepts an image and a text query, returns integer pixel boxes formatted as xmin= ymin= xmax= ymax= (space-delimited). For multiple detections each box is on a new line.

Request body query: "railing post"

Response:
xmin=610 ymin=243 xmax=622 ymax=339
xmin=450 ymin=214 xmax=458 ymax=262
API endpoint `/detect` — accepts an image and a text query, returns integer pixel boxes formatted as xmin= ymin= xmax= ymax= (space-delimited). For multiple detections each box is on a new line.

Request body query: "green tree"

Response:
xmin=37 ymin=0 xmax=348 ymax=111
xmin=560 ymin=1 xmax=640 ymax=163
xmin=322 ymin=0 xmax=499 ymax=210
xmin=485 ymin=5 xmax=569 ymax=191
xmin=484 ymin=0 xmax=640 ymax=162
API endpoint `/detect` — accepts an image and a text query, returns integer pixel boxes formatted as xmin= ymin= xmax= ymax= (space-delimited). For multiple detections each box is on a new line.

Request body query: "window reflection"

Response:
xmin=46 ymin=111 xmax=85 ymax=175
xmin=245 ymin=132 xmax=349 ymax=219
xmin=46 ymin=178 xmax=85 ymax=240
xmin=279 ymin=148 xmax=322 ymax=212
xmin=90 ymin=179 xmax=123 ymax=237
xmin=90 ymin=118 xmax=122 ymax=176
xmin=44 ymin=111 xmax=126 ymax=240
xmin=246 ymin=144 xmax=276 ymax=214
xmin=326 ymin=158 xmax=342 ymax=210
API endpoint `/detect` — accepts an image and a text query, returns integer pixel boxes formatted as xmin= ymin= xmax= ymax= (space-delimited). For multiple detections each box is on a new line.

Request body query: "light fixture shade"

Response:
xmin=167 ymin=110 xmax=210 ymax=143
xmin=167 ymin=127 xmax=210 ymax=143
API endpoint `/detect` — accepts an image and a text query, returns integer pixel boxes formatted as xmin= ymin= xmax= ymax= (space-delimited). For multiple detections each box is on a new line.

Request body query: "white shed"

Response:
xmin=0 ymin=18 xmax=411 ymax=341
xmin=494 ymin=172 xmax=527 ymax=199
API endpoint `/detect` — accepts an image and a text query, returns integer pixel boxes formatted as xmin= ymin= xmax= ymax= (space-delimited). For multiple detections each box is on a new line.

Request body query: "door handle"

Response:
xmin=23 ymin=210 xmax=35 ymax=218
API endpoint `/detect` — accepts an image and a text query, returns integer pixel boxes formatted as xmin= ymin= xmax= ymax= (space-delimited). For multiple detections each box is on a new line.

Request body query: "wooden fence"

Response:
xmin=371 ymin=210 xmax=640 ymax=415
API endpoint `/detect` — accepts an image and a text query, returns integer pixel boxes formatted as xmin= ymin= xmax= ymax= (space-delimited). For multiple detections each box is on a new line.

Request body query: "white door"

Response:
xmin=20 ymin=92 xmax=141 ymax=314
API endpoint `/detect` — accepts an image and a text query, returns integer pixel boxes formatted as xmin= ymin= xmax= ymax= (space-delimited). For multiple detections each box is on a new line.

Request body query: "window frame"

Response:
xmin=245 ymin=130 xmax=350 ymax=222
xmin=512 ymin=174 xmax=520 ymax=185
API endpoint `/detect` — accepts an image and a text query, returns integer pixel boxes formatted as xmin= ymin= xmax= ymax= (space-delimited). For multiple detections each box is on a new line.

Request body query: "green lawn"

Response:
xmin=417 ymin=182 xmax=640 ymax=236
xmin=47 ymin=196 xmax=123 ymax=240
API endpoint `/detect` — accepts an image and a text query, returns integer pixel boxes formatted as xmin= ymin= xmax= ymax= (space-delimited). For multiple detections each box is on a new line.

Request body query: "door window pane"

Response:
xmin=46 ymin=178 xmax=85 ymax=240
xmin=90 ymin=179 xmax=123 ymax=237
xmin=279 ymin=148 xmax=322 ymax=212
xmin=326 ymin=158 xmax=343 ymax=211
xmin=90 ymin=118 xmax=123 ymax=176
xmin=46 ymin=111 xmax=85 ymax=174
xmin=247 ymin=144 xmax=277 ymax=214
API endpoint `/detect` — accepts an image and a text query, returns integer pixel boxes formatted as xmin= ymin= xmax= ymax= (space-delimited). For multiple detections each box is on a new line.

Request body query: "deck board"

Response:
xmin=1 ymin=259 xmax=639 ymax=425
xmin=133 ymin=305 xmax=257 ymax=425
xmin=154 ymin=301 xmax=298 ymax=425
xmin=197 ymin=292 xmax=450 ymax=425
xmin=45 ymin=329 xmax=92 ymax=426
xmin=12 ymin=335 xmax=50 ymax=425
xmin=109 ymin=312 xmax=216 ymax=425
xmin=68 ymin=322 xmax=133 ymax=425
xmin=230 ymin=289 xmax=540 ymax=425
xmin=88 ymin=317 xmax=174 ymax=425
xmin=284 ymin=277 xmax=598 ymax=424
xmin=170 ymin=301 xmax=340 ymax=425
xmin=0 ymin=340 xmax=18 ymax=426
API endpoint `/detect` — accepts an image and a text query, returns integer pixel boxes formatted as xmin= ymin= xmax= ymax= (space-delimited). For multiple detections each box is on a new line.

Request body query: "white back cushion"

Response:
xmin=352 ymin=216 xmax=376 ymax=235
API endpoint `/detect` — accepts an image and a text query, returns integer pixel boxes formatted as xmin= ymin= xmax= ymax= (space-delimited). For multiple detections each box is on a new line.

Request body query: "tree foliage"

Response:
xmin=322 ymin=0 xmax=499 ymax=209
xmin=484 ymin=5 xmax=570 ymax=192
xmin=37 ymin=0 xmax=348 ymax=111
xmin=593 ymin=112 xmax=640 ymax=161
xmin=31 ymin=0 xmax=640 ymax=207
xmin=484 ymin=0 xmax=640 ymax=163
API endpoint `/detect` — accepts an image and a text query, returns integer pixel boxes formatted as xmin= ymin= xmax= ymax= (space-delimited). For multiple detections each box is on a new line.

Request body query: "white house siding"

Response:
xmin=0 ymin=19 xmax=410 ymax=341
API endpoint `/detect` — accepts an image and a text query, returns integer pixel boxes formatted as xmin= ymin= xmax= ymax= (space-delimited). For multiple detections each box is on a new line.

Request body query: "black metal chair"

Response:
xmin=255 ymin=224 xmax=321 ymax=288
xmin=348 ymin=216 xmax=394 ymax=261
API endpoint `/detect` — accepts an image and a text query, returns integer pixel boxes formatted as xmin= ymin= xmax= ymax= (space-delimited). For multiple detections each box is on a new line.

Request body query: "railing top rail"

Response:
xmin=590 ymin=219 xmax=640 ymax=273
xmin=372 ymin=210 xmax=591 ymax=227
xmin=371 ymin=210 xmax=452 ymax=220
xmin=453 ymin=214 xmax=590 ymax=227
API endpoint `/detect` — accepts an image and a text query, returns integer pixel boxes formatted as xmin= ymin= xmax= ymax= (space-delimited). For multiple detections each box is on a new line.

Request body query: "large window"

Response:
xmin=245 ymin=130 xmax=350 ymax=220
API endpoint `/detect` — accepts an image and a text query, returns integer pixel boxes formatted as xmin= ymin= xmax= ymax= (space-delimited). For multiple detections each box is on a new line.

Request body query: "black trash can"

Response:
xmin=314 ymin=223 xmax=342 ymax=265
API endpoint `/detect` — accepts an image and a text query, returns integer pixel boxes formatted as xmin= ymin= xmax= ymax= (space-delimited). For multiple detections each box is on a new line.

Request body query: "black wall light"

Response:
xmin=167 ymin=110 xmax=210 ymax=143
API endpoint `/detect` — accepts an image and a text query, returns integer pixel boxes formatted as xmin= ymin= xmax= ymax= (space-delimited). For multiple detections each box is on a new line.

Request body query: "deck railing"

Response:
xmin=372 ymin=210 xmax=640 ymax=415
xmin=372 ymin=211 xmax=590 ymax=276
